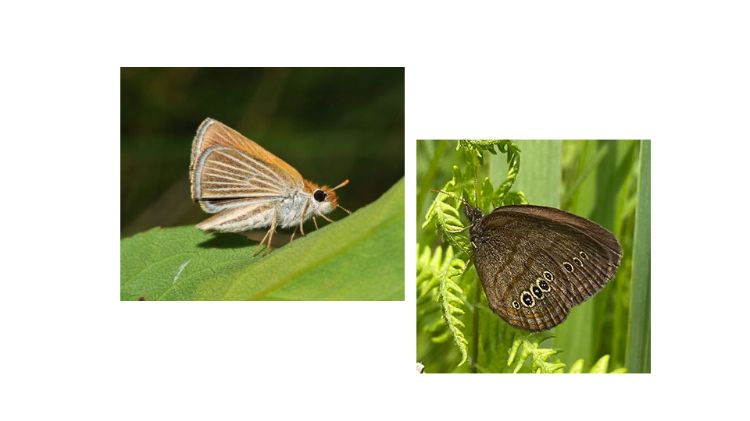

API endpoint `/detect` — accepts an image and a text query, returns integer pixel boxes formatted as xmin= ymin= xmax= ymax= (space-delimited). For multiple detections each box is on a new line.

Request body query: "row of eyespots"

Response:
xmin=512 ymin=252 xmax=589 ymax=310
xmin=563 ymin=251 xmax=590 ymax=273
xmin=512 ymin=275 xmax=554 ymax=309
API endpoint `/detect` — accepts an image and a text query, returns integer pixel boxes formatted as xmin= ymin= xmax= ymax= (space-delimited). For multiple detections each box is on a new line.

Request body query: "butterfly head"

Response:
xmin=307 ymin=179 xmax=351 ymax=216
xmin=431 ymin=188 xmax=484 ymax=224
xmin=463 ymin=202 xmax=484 ymax=224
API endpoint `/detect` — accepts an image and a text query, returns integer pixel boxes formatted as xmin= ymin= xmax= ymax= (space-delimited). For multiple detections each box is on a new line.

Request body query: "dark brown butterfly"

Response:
xmin=464 ymin=202 xmax=622 ymax=331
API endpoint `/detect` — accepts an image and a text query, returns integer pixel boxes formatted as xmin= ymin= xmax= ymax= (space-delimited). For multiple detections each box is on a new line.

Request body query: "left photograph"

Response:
xmin=121 ymin=67 xmax=405 ymax=301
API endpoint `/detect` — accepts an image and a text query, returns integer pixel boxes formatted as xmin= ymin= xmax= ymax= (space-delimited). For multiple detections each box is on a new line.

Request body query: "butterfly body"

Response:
xmin=190 ymin=118 xmax=348 ymax=250
xmin=465 ymin=203 xmax=622 ymax=331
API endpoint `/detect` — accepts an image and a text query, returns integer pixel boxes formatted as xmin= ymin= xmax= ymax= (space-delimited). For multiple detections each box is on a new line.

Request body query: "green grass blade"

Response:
xmin=121 ymin=178 xmax=404 ymax=300
xmin=513 ymin=140 xmax=562 ymax=207
xmin=626 ymin=141 xmax=651 ymax=372
xmin=554 ymin=140 xmax=641 ymax=370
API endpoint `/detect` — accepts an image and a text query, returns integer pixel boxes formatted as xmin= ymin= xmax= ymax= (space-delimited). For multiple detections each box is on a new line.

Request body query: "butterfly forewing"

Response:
xmin=472 ymin=205 xmax=622 ymax=331
xmin=491 ymin=205 xmax=622 ymax=256
xmin=194 ymin=147 xmax=289 ymax=207
xmin=190 ymin=118 xmax=304 ymax=214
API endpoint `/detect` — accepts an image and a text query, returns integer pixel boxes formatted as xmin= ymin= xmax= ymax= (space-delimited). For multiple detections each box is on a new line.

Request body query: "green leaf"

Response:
xmin=568 ymin=359 xmax=585 ymax=373
xmin=121 ymin=178 xmax=404 ymax=300
xmin=626 ymin=141 xmax=651 ymax=372
xmin=566 ymin=355 xmax=626 ymax=373
xmin=589 ymin=355 xmax=611 ymax=373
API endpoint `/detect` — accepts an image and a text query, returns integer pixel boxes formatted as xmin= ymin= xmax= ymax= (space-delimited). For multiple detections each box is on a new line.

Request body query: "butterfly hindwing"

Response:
xmin=472 ymin=205 xmax=622 ymax=331
xmin=195 ymin=201 xmax=276 ymax=233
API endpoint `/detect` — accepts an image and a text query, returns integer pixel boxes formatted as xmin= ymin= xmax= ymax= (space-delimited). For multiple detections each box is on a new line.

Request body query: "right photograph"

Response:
xmin=417 ymin=140 xmax=651 ymax=373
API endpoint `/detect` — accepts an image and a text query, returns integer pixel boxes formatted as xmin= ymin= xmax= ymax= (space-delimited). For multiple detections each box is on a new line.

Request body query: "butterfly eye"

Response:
xmin=313 ymin=190 xmax=327 ymax=202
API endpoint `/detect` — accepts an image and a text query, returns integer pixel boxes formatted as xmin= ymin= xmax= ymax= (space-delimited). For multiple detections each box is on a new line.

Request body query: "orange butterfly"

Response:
xmin=190 ymin=118 xmax=350 ymax=254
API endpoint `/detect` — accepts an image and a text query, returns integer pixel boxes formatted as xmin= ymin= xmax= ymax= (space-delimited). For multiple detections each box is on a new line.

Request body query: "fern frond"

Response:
xmin=457 ymin=139 xmax=512 ymax=162
xmin=423 ymin=175 xmax=471 ymax=256
xmin=502 ymin=190 xmax=528 ymax=206
xmin=507 ymin=334 xmax=565 ymax=373
xmin=589 ymin=354 xmax=611 ymax=373
xmin=493 ymin=141 xmax=522 ymax=204
xmin=416 ymin=244 xmax=471 ymax=365
xmin=453 ymin=140 xmax=524 ymax=208
xmin=438 ymin=257 xmax=469 ymax=365
xmin=416 ymin=244 xmax=454 ymax=298
xmin=567 ymin=359 xmax=585 ymax=373
xmin=568 ymin=355 xmax=627 ymax=373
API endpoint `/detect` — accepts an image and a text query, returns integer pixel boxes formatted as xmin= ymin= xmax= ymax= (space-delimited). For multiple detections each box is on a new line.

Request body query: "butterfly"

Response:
xmin=189 ymin=118 xmax=350 ymax=254
xmin=462 ymin=200 xmax=622 ymax=331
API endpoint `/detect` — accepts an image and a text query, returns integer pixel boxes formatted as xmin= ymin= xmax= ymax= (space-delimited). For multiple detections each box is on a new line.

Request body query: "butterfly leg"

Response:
xmin=264 ymin=208 xmax=278 ymax=256
xmin=313 ymin=216 xmax=319 ymax=231
xmin=289 ymin=226 xmax=298 ymax=243
xmin=319 ymin=213 xmax=335 ymax=223
xmin=299 ymin=200 xmax=310 ymax=236
xmin=253 ymin=228 xmax=272 ymax=257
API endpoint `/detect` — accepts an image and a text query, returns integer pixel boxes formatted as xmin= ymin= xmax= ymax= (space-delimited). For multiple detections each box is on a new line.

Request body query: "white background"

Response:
xmin=1 ymin=1 xmax=749 ymax=420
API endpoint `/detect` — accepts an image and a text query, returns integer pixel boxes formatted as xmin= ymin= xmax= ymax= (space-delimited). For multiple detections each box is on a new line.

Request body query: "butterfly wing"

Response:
xmin=472 ymin=205 xmax=622 ymax=331
xmin=190 ymin=118 xmax=305 ymax=213
xmin=195 ymin=201 xmax=277 ymax=233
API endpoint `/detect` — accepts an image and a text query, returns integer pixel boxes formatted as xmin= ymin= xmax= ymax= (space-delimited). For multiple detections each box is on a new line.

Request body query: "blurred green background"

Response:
xmin=417 ymin=140 xmax=650 ymax=373
xmin=121 ymin=67 xmax=404 ymax=238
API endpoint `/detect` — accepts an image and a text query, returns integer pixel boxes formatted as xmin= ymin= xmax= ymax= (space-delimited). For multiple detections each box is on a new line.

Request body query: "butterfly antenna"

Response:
xmin=473 ymin=161 xmax=479 ymax=207
xmin=331 ymin=180 xmax=351 ymax=215
xmin=331 ymin=179 xmax=350 ymax=191
xmin=431 ymin=188 xmax=465 ymax=203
